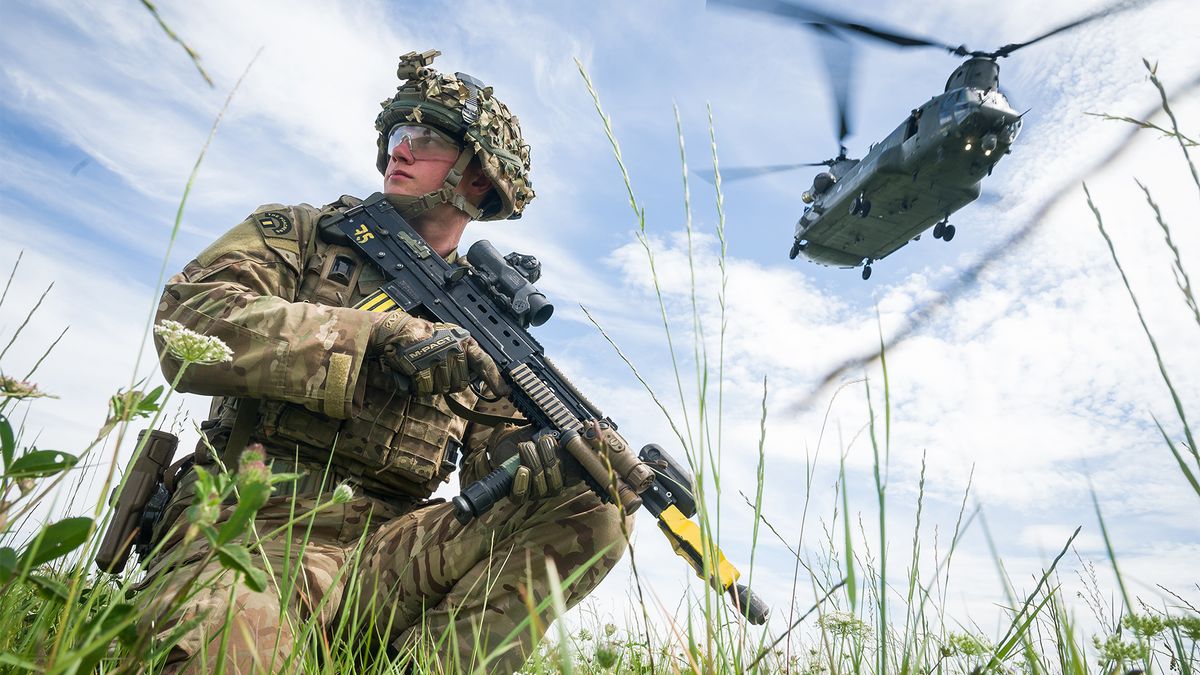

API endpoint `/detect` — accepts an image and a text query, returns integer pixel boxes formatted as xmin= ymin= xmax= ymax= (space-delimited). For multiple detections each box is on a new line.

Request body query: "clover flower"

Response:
xmin=0 ymin=375 xmax=55 ymax=401
xmin=154 ymin=320 xmax=233 ymax=365
xmin=236 ymin=445 xmax=271 ymax=490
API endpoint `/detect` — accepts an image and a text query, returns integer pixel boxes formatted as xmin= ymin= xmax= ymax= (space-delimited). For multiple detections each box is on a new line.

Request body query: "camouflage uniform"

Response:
xmin=137 ymin=198 xmax=629 ymax=674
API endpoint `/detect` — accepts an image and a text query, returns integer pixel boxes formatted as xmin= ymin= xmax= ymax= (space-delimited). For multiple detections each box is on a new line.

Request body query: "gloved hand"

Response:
xmin=512 ymin=434 xmax=566 ymax=503
xmin=486 ymin=426 xmax=573 ymax=503
xmin=370 ymin=311 xmax=508 ymax=397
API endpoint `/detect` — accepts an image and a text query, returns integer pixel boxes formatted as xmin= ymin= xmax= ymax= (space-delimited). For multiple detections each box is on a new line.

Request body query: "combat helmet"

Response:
xmin=375 ymin=50 xmax=535 ymax=221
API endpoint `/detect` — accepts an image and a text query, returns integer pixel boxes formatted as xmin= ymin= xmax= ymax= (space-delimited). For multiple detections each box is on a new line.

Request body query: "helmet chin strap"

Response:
xmin=386 ymin=148 xmax=482 ymax=221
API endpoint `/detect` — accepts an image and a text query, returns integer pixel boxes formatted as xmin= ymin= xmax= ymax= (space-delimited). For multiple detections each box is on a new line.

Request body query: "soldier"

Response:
xmin=136 ymin=50 xmax=628 ymax=674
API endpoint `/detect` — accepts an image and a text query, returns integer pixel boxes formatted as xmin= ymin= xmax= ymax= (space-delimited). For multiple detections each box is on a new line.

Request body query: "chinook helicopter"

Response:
xmin=707 ymin=0 xmax=1151 ymax=280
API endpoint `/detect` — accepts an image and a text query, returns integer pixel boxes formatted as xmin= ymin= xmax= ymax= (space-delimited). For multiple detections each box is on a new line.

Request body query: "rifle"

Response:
xmin=335 ymin=193 xmax=768 ymax=624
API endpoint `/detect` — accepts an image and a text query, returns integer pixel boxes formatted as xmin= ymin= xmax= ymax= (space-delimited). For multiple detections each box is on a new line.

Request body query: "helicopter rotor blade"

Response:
xmin=987 ymin=0 xmax=1154 ymax=58
xmin=807 ymin=23 xmax=855 ymax=150
xmin=695 ymin=162 xmax=830 ymax=185
xmin=708 ymin=0 xmax=968 ymax=55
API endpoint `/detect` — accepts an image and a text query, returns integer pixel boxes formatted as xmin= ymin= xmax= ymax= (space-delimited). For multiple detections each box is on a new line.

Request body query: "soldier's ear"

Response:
xmin=462 ymin=163 xmax=493 ymax=201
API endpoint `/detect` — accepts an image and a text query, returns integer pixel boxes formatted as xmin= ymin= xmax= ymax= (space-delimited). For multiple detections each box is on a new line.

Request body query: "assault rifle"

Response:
xmin=335 ymin=193 xmax=768 ymax=625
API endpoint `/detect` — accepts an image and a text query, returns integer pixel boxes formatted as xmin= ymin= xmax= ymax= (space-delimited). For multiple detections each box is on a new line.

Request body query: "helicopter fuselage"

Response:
xmin=794 ymin=63 xmax=1022 ymax=269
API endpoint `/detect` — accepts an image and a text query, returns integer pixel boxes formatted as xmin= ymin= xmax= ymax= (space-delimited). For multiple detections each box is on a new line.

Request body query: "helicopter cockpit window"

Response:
xmin=939 ymin=88 xmax=966 ymax=126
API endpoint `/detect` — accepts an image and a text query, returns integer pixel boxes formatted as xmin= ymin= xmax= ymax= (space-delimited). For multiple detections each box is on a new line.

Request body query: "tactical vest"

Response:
xmin=216 ymin=196 xmax=478 ymax=499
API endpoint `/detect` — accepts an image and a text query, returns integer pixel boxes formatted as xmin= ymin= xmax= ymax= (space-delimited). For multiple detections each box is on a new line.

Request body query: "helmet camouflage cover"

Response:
xmin=375 ymin=50 xmax=535 ymax=221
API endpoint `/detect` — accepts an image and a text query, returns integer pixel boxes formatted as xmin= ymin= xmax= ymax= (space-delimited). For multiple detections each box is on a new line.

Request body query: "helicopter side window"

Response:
xmin=904 ymin=107 xmax=922 ymax=140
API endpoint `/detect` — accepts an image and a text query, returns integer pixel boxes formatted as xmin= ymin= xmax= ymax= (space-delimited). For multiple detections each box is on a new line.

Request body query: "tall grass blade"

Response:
xmin=1085 ymin=182 xmax=1199 ymax=495
xmin=0 ymin=283 xmax=53 ymax=363
xmin=1134 ymin=179 xmax=1200 ymax=329
xmin=0 ymin=251 xmax=21 ymax=313
xmin=139 ymin=0 xmax=214 ymax=87
xmin=20 ymin=326 xmax=68 ymax=382
xmin=1143 ymin=59 xmax=1200 ymax=200
xmin=748 ymin=578 xmax=847 ymax=670
xmin=131 ymin=49 xmax=262 ymax=390
xmin=545 ymin=558 xmax=575 ymax=675
xmin=985 ymin=526 xmax=1081 ymax=670
xmin=839 ymin=456 xmax=856 ymax=613
xmin=1153 ymin=416 xmax=1200 ymax=498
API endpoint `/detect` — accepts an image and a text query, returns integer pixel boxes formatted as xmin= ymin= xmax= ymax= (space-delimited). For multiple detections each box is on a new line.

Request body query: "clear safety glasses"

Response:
xmin=387 ymin=124 xmax=462 ymax=161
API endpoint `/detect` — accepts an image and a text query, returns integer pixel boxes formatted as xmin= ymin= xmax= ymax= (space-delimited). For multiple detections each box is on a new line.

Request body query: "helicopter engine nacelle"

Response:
xmin=811 ymin=171 xmax=836 ymax=195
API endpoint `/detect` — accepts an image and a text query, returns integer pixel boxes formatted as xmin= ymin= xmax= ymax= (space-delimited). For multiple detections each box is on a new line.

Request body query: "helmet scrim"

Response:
xmin=374 ymin=50 xmax=535 ymax=221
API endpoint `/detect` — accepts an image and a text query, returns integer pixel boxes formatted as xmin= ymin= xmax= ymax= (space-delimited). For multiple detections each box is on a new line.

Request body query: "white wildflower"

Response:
xmin=332 ymin=483 xmax=355 ymax=504
xmin=154 ymin=320 xmax=234 ymax=365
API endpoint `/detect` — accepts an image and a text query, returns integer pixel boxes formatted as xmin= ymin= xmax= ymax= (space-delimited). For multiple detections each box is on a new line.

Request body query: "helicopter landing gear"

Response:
xmin=861 ymin=262 xmax=873 ymax=280
xmin=789 ymin=238 xmax=807 ymax=259
xmin=850 ymin=193 xmax=872 ymax=218
xmin=932 ymin=216 xmax=953 ymax=241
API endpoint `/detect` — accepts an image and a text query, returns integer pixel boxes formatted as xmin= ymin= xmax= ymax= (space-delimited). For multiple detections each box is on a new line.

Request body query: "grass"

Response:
xmin=0 ymin=44 xmax=1197 ymax=674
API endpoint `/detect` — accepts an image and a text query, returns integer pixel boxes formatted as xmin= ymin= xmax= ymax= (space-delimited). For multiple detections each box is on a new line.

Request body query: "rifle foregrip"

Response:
xmin=731 ymin=583 xmax=770 ymax=625
xmin=452 ymin=455 xmax=519 ymax=524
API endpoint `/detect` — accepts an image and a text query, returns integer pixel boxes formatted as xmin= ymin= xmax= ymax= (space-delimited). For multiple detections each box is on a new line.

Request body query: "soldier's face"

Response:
xmin=384 ymin=124 xmax=464 ymax=198
xmin=384 ymin=139 xmax=459 ymax=197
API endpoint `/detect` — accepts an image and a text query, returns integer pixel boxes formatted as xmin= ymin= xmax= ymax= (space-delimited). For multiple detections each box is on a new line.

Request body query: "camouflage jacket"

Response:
xmin=155 ymin=196 xmax=514 ymax=499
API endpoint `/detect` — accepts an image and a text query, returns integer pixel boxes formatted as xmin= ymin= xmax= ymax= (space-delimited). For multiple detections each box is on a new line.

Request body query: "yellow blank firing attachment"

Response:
xmin=657 ymin=504 xmax=740 ymax=590
xmin=656 ymin=504 xmax=769 ymax=624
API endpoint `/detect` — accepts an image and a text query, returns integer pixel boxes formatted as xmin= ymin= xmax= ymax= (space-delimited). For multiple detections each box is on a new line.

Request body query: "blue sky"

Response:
xmin=2 ymin=0 xmax=1199 ymax=653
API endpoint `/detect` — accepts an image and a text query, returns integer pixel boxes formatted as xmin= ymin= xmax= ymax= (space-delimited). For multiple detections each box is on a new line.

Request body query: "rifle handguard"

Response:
xmin=453 ymin=429 xmax=648 ymax=524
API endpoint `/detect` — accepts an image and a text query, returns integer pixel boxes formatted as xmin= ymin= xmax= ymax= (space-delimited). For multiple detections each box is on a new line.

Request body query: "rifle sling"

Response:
xmin=444 ymin=393 xmax=527 ymax=428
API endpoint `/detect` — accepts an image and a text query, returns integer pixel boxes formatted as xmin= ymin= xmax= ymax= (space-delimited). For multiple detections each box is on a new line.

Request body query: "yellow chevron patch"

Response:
xmin=355 ymin=290 xmax=399 ymax=313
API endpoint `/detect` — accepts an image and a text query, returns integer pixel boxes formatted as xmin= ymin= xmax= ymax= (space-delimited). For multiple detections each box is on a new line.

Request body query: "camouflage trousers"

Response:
xmin=135 ymin=484 xmax=629 ymax=674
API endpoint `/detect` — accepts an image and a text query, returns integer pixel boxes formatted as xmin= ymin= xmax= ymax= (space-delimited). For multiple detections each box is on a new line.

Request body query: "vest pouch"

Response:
xmin=265 ymin=401 xmax=343 ymax=454
xmin=299 ymin=244 xmax=363 ymax=307
xmin=385 ymin=398 xmax=455 ymax=484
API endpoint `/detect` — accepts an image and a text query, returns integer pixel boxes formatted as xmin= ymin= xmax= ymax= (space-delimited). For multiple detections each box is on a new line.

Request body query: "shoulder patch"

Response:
xmin=256 ymin=211 xmax=293 ymax=237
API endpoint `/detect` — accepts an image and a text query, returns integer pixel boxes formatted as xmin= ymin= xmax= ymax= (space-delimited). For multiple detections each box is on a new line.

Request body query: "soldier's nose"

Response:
xmin=391 ymin=140 xmax=415 ymax=164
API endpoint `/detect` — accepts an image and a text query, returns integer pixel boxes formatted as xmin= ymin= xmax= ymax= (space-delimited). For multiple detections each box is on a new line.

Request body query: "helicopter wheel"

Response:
xmin=861 ymin=265 xmax=872 ymax=281
xmin=860 ymin=200 xmax=871 ymax=217
xmin=789 ymin=239 xmax=804 ymax=259
xmin=849 ymin=195 xmax=862 ymax=216
xmin=933 ymin=221 xmax=945 ymax=239
xmin=942 ymin=224 xmax=956 ymax=242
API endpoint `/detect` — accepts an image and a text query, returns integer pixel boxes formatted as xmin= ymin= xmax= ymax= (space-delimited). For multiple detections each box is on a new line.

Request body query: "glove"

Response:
xmin=486 ymin=425 xmax=572 ymax=503
xmin=370 ymin=311 xmax=508 ymax=397
xmin=512 ymin=434 xmax=566 ymax=503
